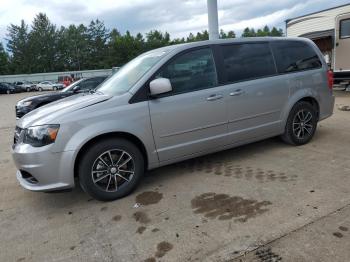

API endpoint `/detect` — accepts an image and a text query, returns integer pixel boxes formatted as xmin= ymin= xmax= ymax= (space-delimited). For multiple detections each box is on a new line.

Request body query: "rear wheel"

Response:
xmin=78 ymin=138 xmax=144 ymax=201
xmin=38 ymin=87 xmax=43 ymax=92
xmin=26 ymin=87 xmax=30 ymax=92
xmin=6 ymin=90 xmax=10 ymax=94
xmin=281 ymin=101 xmax=317 ymax=146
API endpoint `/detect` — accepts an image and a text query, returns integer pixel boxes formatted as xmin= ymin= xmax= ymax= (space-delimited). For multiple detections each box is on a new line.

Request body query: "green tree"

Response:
xmin=6 ymin=20 xmax=31 ymax=73
xmin=220 ymin=29 xmax=236 ymax=39
xmin=270 ymin=27 xmax=284 ymax=36
xmin=87 ymin=19 xmax=109 ymax=69
xmin=28 ymin=13 xmax=59 ymax=73
xmin=0 ymin=43 xmax=10 ymax=74
xmin=241 ymin=27 xmax=256 ymax=37
xmin=145 ymin=30 xmax=170 ymax=50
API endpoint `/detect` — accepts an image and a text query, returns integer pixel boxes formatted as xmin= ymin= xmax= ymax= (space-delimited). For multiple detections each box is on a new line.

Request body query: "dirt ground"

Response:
xmin=0 ymin=91 xmax=349 ymax=262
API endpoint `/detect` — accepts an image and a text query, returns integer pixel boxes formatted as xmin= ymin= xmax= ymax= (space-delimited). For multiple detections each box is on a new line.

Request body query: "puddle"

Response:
xmin=191 ymin=192 xmax=272 ymax=222
xmin=255 ymin=248 xmax=282 ymax=261
xmin=155 ymin=241 xmax=173 ymax=258
xmin=137 ymin=226 xmax=146 ymax=234
xmin=135 ymin=191 xmax=163 ymax=206
xmin=133 ymin=211 xmax=150 ymax=224
xmin=112 ymin=215 xmax=122 ymax=222
xmin=174 ymin=159 xmax=296 ymax=183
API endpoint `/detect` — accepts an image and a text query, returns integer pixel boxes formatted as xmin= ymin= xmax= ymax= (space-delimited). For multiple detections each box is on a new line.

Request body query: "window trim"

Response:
xmin=129 ymin=45 xmax=220 ymax=103
xmin=218 ymin=42 xmax=278 ymax=85
xmin=340 ymin=18 xmax=350 ymax=39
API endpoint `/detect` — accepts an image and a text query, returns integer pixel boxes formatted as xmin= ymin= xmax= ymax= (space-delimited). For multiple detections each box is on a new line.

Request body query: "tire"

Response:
xmin=26 ymin=87 xmax=30 ymax=92
xmin=281 ymin=101 xmax=317 ymax=146
xmin=6 ymin=90 xmax=10 ymax=94
xmin=78 ymin=138 xmax=144 ymax=201
xmin=38 ymin=87 xmax=43 ymax=92
xmin=53 ymin=87 xmax=57 ymax=91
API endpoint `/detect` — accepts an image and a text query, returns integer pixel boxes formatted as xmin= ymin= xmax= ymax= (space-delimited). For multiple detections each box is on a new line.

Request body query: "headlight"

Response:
xmin=23 ymin=125 xmax=60 ymax=147
xmin=21 ymin=101 xmax=32 ymax=107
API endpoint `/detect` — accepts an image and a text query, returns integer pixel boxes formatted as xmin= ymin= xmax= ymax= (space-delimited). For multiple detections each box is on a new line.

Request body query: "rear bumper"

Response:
xmin=319 ymin=94 xmax=335 ymax=121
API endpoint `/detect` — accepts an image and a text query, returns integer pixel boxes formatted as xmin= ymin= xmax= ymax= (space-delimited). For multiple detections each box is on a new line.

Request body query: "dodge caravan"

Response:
xmin=12 ymin=38 xmax=335 ymax=201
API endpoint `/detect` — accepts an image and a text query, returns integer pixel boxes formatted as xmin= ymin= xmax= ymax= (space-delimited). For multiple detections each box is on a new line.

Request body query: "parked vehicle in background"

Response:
xmin=0 ymin=82 xmax=16 ymax=94
xmin=13 ymin=81 xmax=36 ymax=92
xmin=58 ymin=73 xmax=83 ymax=87
xmin=15 ymin=76 xmax=108 ymax=118
xmin=12 ymin=38 xmax=334 ymax=201
xmin=5 ymin=82 xmax=22 ymax=93
xmin=36 ymin=81 xmax=64 ymax=91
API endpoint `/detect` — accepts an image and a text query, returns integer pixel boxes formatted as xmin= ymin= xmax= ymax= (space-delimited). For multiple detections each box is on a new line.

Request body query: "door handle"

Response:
xmin=207 ymin=94 xmax=223 ymax=101
xmin=230 ymin=89 xmax=244 ymax=96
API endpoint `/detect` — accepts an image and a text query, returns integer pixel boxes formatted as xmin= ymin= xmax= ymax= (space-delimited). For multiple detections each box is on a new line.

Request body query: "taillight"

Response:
xmin=327 ymin=70 xmax=334 ymax=90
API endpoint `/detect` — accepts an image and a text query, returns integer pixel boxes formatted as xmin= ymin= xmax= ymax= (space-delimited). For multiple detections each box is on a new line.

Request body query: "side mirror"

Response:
xmin=149 ymin=78 xmax=172 ymax=97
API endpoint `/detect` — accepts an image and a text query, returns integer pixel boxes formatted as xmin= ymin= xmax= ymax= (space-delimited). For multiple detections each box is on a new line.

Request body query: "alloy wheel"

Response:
xmin=292 ymin=109 xmax=313 ymax=140
xmin=91 ymin=149 xmax=135 ymax=192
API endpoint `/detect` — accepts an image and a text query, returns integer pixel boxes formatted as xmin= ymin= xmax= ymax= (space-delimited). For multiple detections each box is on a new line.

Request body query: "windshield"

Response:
xmin=62 ymin=79 xmax=83 ymax=92
xmin=97 ymin=50 xmax=167 ymax=96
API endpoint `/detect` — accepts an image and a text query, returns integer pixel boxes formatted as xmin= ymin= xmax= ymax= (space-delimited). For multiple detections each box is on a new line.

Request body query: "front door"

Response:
xmin=149 ymin=47 xmax=228 ymax=162
xmin=335 ymin=13 xmax=350 ymax=71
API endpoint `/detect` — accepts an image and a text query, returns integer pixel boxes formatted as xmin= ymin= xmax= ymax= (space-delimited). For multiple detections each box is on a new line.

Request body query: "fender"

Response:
xmin=280 ymin=87 xmax=320 ymax=127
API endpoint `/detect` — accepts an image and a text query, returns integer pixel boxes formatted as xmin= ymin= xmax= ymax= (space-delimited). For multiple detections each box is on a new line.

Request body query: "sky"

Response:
xmin=0 ymin=0 xmax=349 ymax=43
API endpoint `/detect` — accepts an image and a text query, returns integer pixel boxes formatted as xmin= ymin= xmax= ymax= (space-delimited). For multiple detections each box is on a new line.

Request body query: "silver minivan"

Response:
xmin=12 ymin=38 xmax=335 ymax=201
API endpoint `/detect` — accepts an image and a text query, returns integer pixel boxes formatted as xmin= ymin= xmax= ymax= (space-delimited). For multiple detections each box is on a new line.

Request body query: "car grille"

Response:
xmin=14 ymin=126 xmax=23 ymax=146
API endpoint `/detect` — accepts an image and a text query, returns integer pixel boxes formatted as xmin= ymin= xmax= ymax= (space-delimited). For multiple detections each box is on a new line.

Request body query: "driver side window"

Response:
xmin=157 ymin=48 xmax=217 ymax=95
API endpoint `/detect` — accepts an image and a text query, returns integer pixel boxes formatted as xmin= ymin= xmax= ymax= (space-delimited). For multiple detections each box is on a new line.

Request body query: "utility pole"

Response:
xmin=207 ymin=0 xmax=219 ymax=40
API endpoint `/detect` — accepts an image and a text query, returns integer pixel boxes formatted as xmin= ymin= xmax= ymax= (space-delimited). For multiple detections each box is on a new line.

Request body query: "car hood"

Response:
xmin=17 ymin=93 xmax=112 ymax=128
xmin=17 ymin=92 xmax=72 ymax=104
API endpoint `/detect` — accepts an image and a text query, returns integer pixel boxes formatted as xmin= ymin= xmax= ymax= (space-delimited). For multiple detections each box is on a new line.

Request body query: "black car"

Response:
xmin=15 ymin=76 xmax=108 ymax=118
xmin=0 ymin=82 xmax=17 ymax=94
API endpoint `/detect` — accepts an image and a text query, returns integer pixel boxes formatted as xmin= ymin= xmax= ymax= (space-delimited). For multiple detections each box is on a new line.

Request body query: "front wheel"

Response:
xmin=26 ymin=87 xmax=30 ymax=92
xmin=78 ymin=138 xmax=144 ymax=201
xmin=38 ymin=87 xmax=43 ymax=92
xmin=6 ymin=90 xmax=10 ymax=94
xmin=281 ymin=101 xmax=317 ymax=146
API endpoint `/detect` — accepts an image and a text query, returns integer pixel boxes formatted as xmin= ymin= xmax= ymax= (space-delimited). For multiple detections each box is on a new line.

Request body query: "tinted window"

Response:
xmin=272 ymin=41 xmax=322 ymax=73
xmin=221 ymin=43 xmax=276 ymax=83
xmin=340 ymin=19 xmax=350 ymax=38
xmin=157 ymin=48 xmax=217 ymax=95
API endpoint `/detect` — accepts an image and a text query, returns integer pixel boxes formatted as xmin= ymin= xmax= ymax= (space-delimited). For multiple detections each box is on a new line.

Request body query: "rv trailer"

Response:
xmin=286 ymin=4 xmax=350 ymax=89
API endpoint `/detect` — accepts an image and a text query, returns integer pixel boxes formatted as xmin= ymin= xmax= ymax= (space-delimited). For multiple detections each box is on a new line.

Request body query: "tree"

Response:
xmin=146 ymin=30 xmax=170 ymax=50
xmin=241 ymin=27 xmax=256 ymax=37
xmin=87 ymin=19 xmax=110 ymax=69
xmin=270 ymin=27 xmax=284 ymax=36
xmin=0 ymin=43 xmax=9 ymax=74
xmin=242 ymin=26 xmax=283 ymax=37
xmin=6 ymin=20 xmax=31 ymax=73
xmin=220 ymin=29 xmax=236 ymax=39
xmin=28 ymin=13 xmax=59 ymax=73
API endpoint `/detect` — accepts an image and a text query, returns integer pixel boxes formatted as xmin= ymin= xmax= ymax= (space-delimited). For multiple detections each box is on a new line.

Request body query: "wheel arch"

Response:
xmin=296 ymin=96 xmax=320 ymax=120
xmin=73 ymin=132 xmax=148 ymax=178
xmin=282 ymin=90 xmax=320 ymax=126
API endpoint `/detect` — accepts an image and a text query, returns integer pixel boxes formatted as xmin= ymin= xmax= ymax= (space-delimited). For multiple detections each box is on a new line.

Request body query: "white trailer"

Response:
xmin=286 ymin=4 xmax=350 ymax=89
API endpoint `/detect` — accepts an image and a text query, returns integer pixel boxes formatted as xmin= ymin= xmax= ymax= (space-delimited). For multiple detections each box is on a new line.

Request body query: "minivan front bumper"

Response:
xmin=11 ymin=144 xmax=75 ymax=192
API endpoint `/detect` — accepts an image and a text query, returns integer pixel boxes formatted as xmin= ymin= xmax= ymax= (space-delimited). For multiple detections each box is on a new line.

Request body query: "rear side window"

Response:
xmin=272 ymin=41 xmax=322 ymax=74
xmin=340 ymin=19 xmax=350 ymax=38
xmin=221 ymin=43 xmax=276 ymax=84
